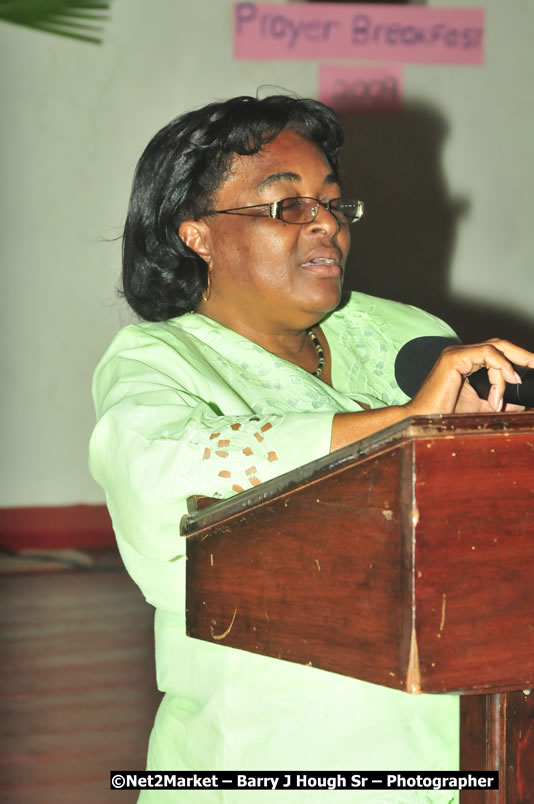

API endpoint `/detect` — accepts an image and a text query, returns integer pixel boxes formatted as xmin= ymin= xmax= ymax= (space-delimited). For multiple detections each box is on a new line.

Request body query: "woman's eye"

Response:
xmin=282 ymin=198 xmax=301 ymax=210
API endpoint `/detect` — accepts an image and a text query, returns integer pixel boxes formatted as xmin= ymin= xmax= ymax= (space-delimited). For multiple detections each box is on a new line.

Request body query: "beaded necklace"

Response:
xmin=306 ymin=328 xmax=326 ymax=377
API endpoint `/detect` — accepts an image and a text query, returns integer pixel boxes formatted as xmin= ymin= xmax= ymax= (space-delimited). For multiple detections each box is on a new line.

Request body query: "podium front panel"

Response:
xmin=412 ymin=429 xmax=534 ymax=693
xmin=186 ymin=414 xmax=534 ymax=694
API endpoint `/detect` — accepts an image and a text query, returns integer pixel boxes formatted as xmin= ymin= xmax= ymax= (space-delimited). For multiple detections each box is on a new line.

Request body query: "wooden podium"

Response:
xmin=182 ymin=413 xmax=534 ymax=803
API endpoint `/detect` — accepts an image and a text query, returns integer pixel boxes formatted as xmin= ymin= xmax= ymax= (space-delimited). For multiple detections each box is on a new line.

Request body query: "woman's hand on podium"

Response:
xmin=405 ymin=338 xmax=534 ymax=416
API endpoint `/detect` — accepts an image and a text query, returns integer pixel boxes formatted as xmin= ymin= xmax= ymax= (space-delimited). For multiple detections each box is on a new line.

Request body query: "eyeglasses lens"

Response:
xmin=330 ymin=201 xmax=356 ymax=224
xmin=279 ymin=198 xmax=315 ymax=223
xmin=279 ymin=198 xmax=359 ymax=224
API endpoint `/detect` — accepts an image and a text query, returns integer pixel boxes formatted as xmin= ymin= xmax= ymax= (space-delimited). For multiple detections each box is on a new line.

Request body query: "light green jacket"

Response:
xmin=90 ymin=293 xmax=459 ymax=803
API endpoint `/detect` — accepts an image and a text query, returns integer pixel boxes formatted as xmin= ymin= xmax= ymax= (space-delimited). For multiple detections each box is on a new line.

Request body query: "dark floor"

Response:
xmin=1 ymin=554 xmax=162 ymax=803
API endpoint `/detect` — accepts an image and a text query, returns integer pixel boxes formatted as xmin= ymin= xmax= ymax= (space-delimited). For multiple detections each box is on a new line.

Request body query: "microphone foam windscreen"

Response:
xmin=394 ymin=336 xmax=461 ymax=398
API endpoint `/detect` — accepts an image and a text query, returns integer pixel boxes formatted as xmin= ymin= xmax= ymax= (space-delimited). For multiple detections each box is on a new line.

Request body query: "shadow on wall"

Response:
xmin=340 ymin=100 xmax=534 ymax=350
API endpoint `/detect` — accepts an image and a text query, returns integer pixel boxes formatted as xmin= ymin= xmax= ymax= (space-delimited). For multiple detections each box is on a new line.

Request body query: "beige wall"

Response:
xmin=1 ymin=0 xmax=533 ymax=506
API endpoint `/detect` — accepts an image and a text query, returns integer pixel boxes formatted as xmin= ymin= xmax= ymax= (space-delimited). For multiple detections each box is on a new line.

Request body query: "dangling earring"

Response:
xmin=202 ymin=273 xmax=211 ymax=302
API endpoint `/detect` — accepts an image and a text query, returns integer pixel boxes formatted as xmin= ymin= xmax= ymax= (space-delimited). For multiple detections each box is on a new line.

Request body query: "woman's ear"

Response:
xmin=178 ymin=220 xmax=212 ymax=264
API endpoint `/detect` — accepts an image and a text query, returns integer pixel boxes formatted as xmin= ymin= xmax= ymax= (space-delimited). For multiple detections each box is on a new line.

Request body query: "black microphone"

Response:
xmin=394 ymin=336 xmax=534 ymax=406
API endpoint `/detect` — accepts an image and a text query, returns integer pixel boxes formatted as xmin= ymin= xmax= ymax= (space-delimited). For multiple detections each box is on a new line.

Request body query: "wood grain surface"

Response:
xmin=1 ymin=561 xmax=161 ymax=803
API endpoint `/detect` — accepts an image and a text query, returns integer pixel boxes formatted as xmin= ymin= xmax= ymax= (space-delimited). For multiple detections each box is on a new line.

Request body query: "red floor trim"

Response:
xmin=0 ymin=505 xmax=115 ymax=550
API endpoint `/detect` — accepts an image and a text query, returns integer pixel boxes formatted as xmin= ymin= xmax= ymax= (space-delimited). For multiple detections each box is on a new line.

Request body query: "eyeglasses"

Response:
xmin=208 ymin=197 xmax=364 ymax=225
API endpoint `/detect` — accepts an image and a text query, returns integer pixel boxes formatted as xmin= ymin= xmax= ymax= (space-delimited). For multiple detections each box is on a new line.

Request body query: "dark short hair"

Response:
xmin=122 ymin=94 xmax=344 ymax=321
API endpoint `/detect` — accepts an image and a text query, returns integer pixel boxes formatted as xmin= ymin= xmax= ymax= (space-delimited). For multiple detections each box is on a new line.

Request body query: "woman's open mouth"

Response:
xmin=299 ymin=257 xmax=342 ymax=277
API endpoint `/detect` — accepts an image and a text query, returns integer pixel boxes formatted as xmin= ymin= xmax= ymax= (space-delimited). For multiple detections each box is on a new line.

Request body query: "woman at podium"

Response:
xmin=89 ymin=94 xmax=533 ymax=802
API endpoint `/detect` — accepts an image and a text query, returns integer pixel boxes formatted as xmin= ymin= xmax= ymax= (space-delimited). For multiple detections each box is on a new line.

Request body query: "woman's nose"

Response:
xmin=307 ymin=203 xmax=340 ymax=235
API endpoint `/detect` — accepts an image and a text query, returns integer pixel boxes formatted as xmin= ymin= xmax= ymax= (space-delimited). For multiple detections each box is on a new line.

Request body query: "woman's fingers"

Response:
xmin=483 ymin=338 xmax=534 ymax=370
xmin=470 ymin=340 xmax=533 ymax=410
xmin=442 ymin=341 xmax=524 ymax=381
xmin=487 ymin=384 xmax=503 ymax=412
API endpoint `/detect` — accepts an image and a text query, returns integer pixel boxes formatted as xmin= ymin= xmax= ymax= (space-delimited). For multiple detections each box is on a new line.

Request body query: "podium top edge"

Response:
xmin=181 ymin=412 xmax=534 ymax=537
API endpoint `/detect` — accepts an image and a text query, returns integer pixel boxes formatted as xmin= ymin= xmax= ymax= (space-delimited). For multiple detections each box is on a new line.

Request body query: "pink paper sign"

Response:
xmin=234 ymin=3 xmax=484 ymax=65
xmin=320 ymin=64 xmax=404 ymax=112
